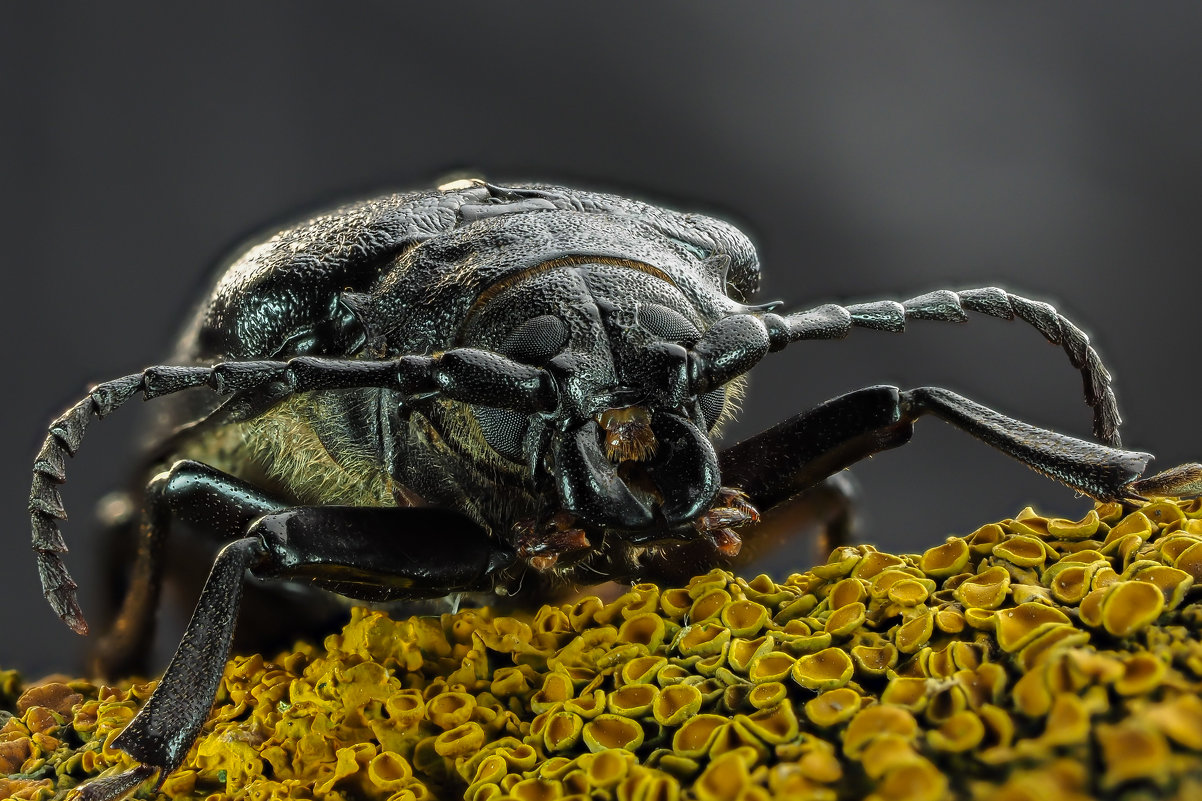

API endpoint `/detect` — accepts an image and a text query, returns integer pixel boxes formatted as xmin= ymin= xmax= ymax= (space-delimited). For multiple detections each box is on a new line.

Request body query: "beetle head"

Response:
xmin=458 ymin=260 xmax=746 ymax=535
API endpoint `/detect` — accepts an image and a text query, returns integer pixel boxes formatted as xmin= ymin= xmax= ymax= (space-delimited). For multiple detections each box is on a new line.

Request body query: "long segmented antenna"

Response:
xmin=767 ymin=287 xmax=1123 ymax=447
xmin=30 ymin=351 xmax=558 ymax=634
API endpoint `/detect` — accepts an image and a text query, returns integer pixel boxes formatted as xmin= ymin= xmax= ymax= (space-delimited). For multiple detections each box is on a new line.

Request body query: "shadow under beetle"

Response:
xmin=29 ymin=179 xmax=1202 ymax=799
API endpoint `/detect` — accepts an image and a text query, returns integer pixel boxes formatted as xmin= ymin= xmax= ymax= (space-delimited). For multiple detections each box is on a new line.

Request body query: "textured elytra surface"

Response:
xmin=6 ymin=498 xmax=1202 ymax=801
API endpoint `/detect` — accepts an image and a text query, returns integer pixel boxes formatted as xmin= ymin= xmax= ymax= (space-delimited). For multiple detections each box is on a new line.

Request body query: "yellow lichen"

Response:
xmin=7 ymin=497 xmax=1202 ymax=800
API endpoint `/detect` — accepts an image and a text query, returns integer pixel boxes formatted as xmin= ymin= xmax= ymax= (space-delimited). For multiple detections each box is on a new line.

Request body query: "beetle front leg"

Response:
xmin=80 ymin=490 xmax=513 ymax=801
xmin=80 ymin=535 xmax=269 ymax=801
xmin=92 ymin=460 xmax=288 ymax=677
xmin=637 ymin=388 xmax=906 ymax=586
xmin=719 ymin=386 xmax=915 ymax=512
xmin=721 ymin=384 xmax=1167 ymax=513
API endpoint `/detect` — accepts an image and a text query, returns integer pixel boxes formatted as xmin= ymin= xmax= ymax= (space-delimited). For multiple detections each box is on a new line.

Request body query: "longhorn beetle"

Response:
xmin=29 ymin=180 xmax=1201 ymax=800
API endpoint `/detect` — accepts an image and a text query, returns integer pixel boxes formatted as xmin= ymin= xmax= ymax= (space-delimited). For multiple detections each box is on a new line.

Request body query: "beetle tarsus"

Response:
xmin=75 ymin=763 xmax=157 ymax=801
xmin=1127 ymin=462 xmax=1202 ymax=499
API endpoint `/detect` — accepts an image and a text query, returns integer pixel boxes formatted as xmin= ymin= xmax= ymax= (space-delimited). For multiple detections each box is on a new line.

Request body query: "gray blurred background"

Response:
xmin=2 ymin=3 xmax=1200 ymax=676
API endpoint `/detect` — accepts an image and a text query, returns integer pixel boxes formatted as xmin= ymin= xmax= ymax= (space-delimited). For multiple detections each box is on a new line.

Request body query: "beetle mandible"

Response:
xmin=29 ymin=179 xmax=1201 ymax=800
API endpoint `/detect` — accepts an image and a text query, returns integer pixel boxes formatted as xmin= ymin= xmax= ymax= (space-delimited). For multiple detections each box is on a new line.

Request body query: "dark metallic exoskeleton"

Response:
xmin=29 ymin=180 xmax=1201 ymax=800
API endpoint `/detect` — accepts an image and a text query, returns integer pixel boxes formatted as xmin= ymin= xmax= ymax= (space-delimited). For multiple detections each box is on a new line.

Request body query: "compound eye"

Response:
xmin=637 ymin=303 xmax=701 ymax=345
xmin=500 ymin=315 xmax=569 ymax=365
xmin=472 ymin=404 xmax=528 ymax=461
xmin=699 ymin=388 xmax=727 ymax=429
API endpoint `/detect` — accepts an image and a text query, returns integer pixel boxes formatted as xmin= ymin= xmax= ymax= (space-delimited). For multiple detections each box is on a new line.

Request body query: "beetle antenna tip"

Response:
xmin=57 ymin=602 xmax=89 ymax=635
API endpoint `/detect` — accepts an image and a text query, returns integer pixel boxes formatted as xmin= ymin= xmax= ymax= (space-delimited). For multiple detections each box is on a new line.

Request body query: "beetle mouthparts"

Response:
xmin=552 ymin=413 xmax=719 ymax=530
xmin=597 ymin=406 xmax=658 ymax=463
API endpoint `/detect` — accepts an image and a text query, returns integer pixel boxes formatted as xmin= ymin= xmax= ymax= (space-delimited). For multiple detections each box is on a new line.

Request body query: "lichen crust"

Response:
xmin=6 ymin=497 xmax=1202 ymax=800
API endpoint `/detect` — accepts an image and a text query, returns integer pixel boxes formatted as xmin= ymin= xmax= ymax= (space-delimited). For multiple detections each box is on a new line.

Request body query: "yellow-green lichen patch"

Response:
xmin=9 ymin=497 xmax=1202 ymax=800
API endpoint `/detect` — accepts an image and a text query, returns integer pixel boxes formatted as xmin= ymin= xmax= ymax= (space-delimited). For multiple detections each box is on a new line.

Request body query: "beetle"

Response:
xmin=29 ymin=179 xmax=1201 ymax=800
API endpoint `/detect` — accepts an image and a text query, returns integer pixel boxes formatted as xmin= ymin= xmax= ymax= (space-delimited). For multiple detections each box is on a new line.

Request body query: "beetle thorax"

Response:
xmin=431 ymin=261 xmax=734 ymax=540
